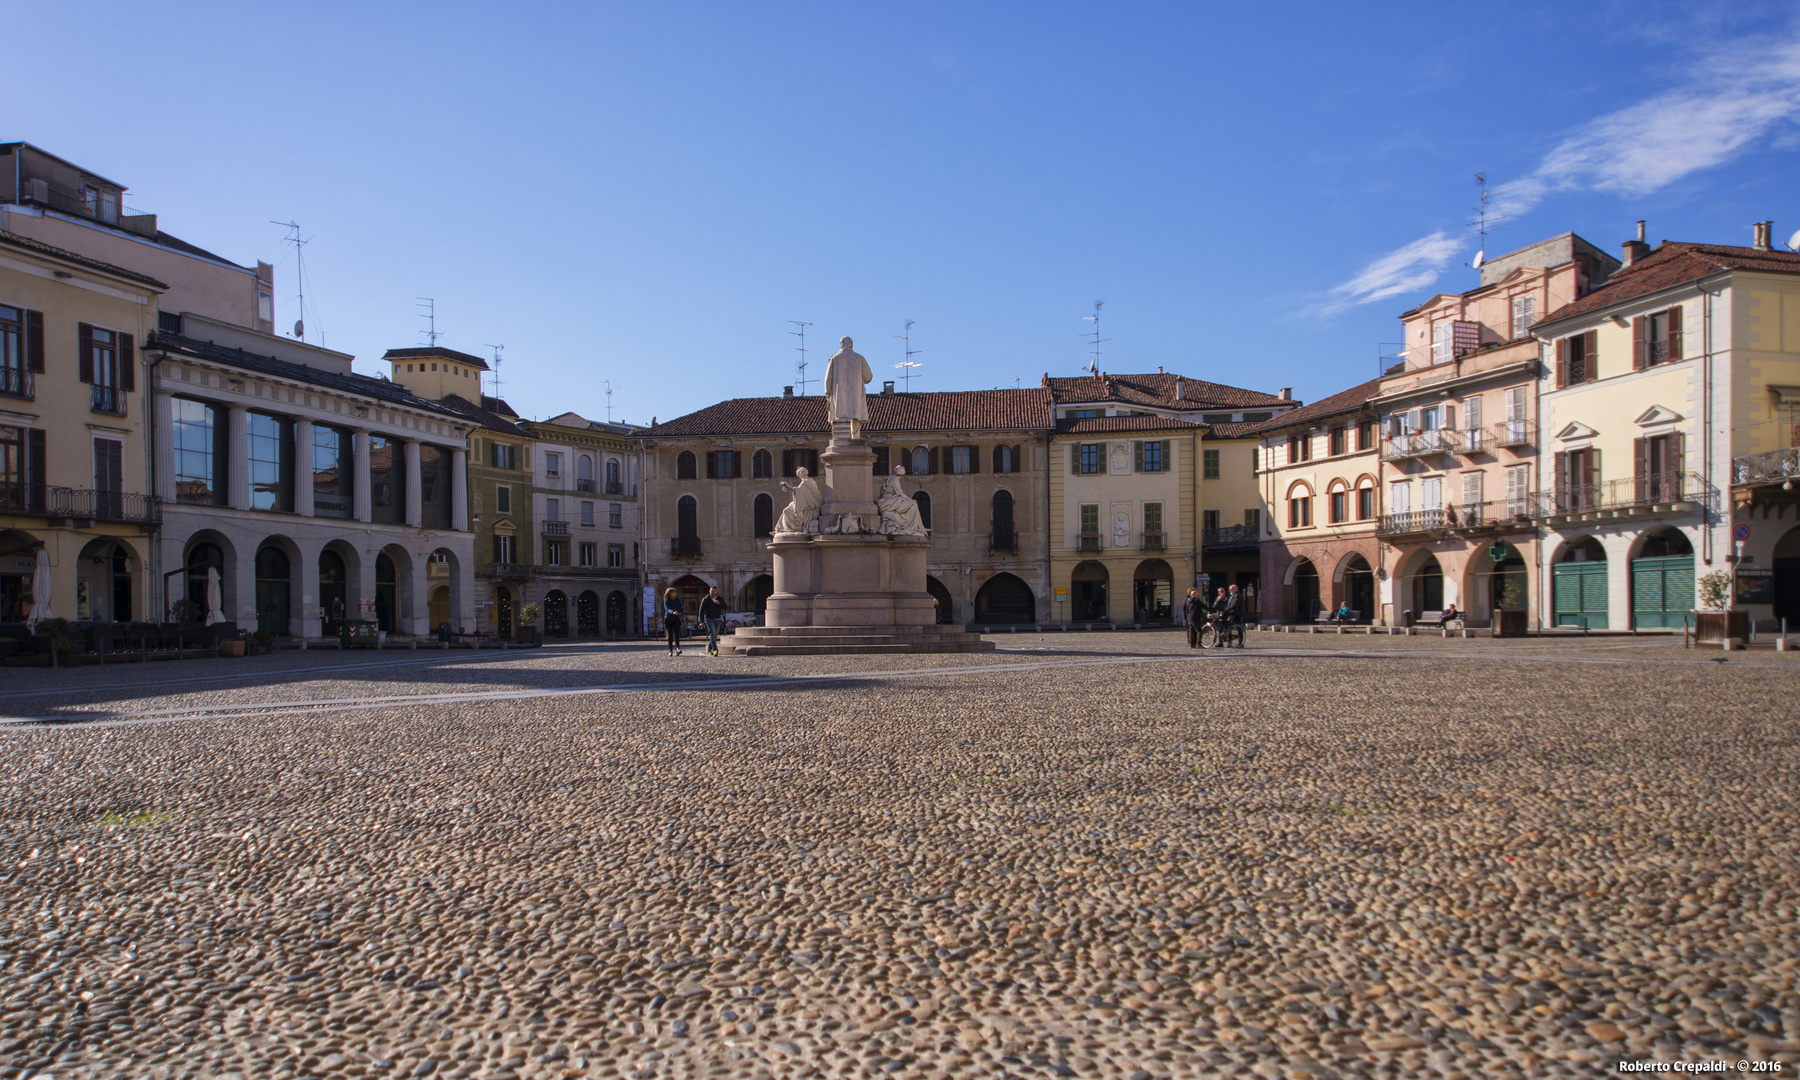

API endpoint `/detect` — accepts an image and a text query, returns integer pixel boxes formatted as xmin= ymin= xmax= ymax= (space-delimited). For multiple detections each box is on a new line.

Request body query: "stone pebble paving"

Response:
xmin=0 ymin=632 xmax=1796 ymax=1078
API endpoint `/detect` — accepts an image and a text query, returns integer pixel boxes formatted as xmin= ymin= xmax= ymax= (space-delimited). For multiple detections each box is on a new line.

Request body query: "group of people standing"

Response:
xmin=662 ymin=585 xmax=728 ymax=657
xmin=1181 ymin=584 xmax=1242 ymax=649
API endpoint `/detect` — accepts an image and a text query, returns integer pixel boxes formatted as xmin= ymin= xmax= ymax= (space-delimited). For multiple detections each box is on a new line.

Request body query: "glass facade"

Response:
xmin=312 ymin=424 xmax=351 ymax=518
xmin=172 ymin=398 xmax=224 ymax=505
xmin=247 ymin=412 xmax=294 ymax=512
xmin=419 ymin=443 xmax=448 ymax=528
xmin=369 ymin=435 xmax=402 ymax=524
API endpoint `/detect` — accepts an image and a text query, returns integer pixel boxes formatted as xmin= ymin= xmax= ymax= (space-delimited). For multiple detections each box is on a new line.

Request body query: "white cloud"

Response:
xmin=1324 ymin=32 xmax=1800 ymax=313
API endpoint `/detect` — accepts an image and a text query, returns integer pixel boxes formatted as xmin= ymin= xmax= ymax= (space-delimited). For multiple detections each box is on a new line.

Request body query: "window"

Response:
xmin=1202 ymin=448 xmax=1220 ymax=479
xmin=676 ymin=450 xmax=698 ymax=479
xmin=496 ymin=484 xmax=511 ymax=513
xmin=949 ymin=446 xmax=977 ymax=474
xmin=1202 ymin=508 xmax=1222 ymax=531
xmin=1068 ymin=408 xmax=1100 ymax=419
xmin=311 ymin=424 xmax=351 ymax=518
xmin=783 ymin=448 xmax=821 ymax=476
xmin=1136 ymin=440 xmax=1166 ymax=473
xmin=545 ymin=497 xmax=561 ymax=523
xmin=1461 ymin=471 xmax=1483 ymax=515
xmin=1144 ymin=502 xmax=1164 ymax=543
xmin=608 ymin=544 xmax=625 ymax=568
xmin=608 ymin=502 xmax=622 ymax=528
xmin=580 ymin=542 xmax=597 ymax=568
xmin=992 ymin=444 xmax=1018 ymax=473
xmin=1506 ymin=465 xmax=1530 ymax=516
xmin=1288 ymin=490 xmax=1313 ymax=528
xmin=1635 ymin=307 xmax=1684 ymax=369
xmin=1421 ymin=476 xmax=1442 ymax=512
xmin=1079 ymin=503 xmax=1100 ymax=547
xmin=1243 ymin=412 xmax=1273 ymax=423
xmin=604 ymin=458 xmax=621 ymax=493
xmin=492 ymin=534 xmax=517 ymax=563
xmin=1356 ymin=484 xmax=1374 ymax=520
xmin=247 ymin=412 xmax=294 ymax=512
xmin=580 ymin=500 xmax=594 ymax=526
xmin=369 ymin=435 xmax=401 ymax=523
xmin=1202 ymin=413 xmax=1234 ymax=424
xmin=545 ymin=451 xmax=562 ymax=477
xmin=1288 ymin=434 xmax=1312 ymax=462
xmin=1389 ymin=481 xmax=1410 ymax=516
xmin=1420 ymin=406 xmax=1441 ymax=431
xmin=914 ymin=491 xmax=933 ymax=530
xmin=0 ymin=303 xmax=39 ymax=398
xmin=1076 ymin=443 xmax=1103 ymax=474
xmin=752 ymin=449 xmax=773 ymax=478
xmin=1463 ymin=394 xmax=1482 ymax=433
xmin=871 ymin=445 xmax=890 ymax=475
xmin=576 ymin=454 xmax=593 ymax=491
xmin=546 ymin=541 xmax=566 ymax=566
xmin=1357 ymin=420 xmax=1375 ymax=451
xmin=489 ymin=441 xmax=518 ymax=469
xmin=0 ymin=424 xmax=23 ymax=508
xmin=1557 ymin=331 xmax=1598 ymax=386
xmin=1511 ymin=295 xmax=1535 ymax=339
xmin=753 ymin=492 xmax=774 ymax=538
xmin=258 ymin=291 xmax=274 ymax=325
xmin=708 ymin=450 xmax=741 ymax=479
xmin=1431 ymin=322 xmax=1452 ymax=365
xmin=1245 ymin=508 xmax=1262 ymax=531
xmin=92 ymin=438 xmax=123 ymax=517
xmin=1329 ymin=427 xmax=1346 ymax=456
xmin=911 ymin=446 xmax=931 ymax=475
xmin=171 ymin=398 xmax=224 ymax=505
xmin=81 ymin=324 xmax=130 ymax=414
xmin=1329 ymin=487 xmax=1347 ymax=524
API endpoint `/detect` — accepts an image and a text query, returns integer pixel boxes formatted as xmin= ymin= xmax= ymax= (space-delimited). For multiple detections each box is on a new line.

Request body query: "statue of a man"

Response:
xmin=877 ymin=466 xmax=928 ymax=536
xmin=774 ymin=467 xmax=823 ymax=535
xmin=824 ymin=336 xmax=872 ymax=426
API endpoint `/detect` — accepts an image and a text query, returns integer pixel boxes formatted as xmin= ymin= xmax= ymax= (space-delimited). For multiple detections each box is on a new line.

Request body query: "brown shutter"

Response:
xmin=27 ymin=428 xmax=46 ymax=511
xmin=873 ymin=445 xmax=889 ymax=475
xmin=1632 ymin=316 xmax=1646 ymax=371
xmin=24 ymin=310 xmax=44 ymax=373
xmin=705 ymin=451 xmax=716 ymax=479
xmin=78 ymin=323 xmax=94 ymax=383
xmin=1134 ymin=441 xmax=1145 ymax=472
xmin=781 ymin=449 xmax=793 ymax=477
xmin=1014 ymin=445 xmax=1023 ymax=473
xmin=119 ymin=332 xmax=135 ymax=391
xmin=730 ymin=450 xmax=741 ymax=478
xmin=1634 ymin=437 xmax=1648 ymax=502
xmin=1583 ymin=331 xmax=1598 ymax=381
xmin=1667 ymin=305 xmax=1683 ymax=360
xmin=1672 ymin=431 xmax=1685 ymax=476
xmin=969 ymin=445 xmax=979 ymax=474
xmin=1554 ymin=450 xmax=1569 ymax=497
xmin=1162 ymin=440 xmax=1171 ymax=471
xmin=1555 ymin=338 xmax=1568 ymax=388
xmin=927 ymin=447 xmax=938 ymax=475
xmin=1071 ymin=444 xmax=1078 ymax=473
xmin=1585 ymin=449 xmax=1599 ymax=487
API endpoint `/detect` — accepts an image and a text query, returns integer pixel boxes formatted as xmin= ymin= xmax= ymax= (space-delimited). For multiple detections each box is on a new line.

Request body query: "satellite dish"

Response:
xmin=293 ymin=319 xmax=304 ymax=338
xmin=1471 ymin=249 xmax=1485 ymax=269
xmin=1787 ymin=227 xmax=1800 ymax=252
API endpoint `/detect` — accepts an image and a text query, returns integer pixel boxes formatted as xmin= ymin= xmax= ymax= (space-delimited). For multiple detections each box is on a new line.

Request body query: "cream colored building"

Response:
xmin=1048 ymin=416 xmax=1204 ymax=625
xmin=1532 ymin=223 xmax=1800 ymax=630
xmin=525 ymin=412 xmax=643 ymax=638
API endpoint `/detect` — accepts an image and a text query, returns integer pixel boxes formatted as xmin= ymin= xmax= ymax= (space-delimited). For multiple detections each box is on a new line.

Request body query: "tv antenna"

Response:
xmin=483 ymin=343 xmax=505 ymax=402
xmin=271 ymin=220 xmax=309 ymax=340
xmin=893 ymin=319 xmax=923 ymax=391
xmin=1082 ymin=301 xmax=1109 ymax=374
xmin=604 ymin=379 xmax=614 ymax=423
xmin=417 ymin=298 xmax=441 ymax=346
xmin=1468 ymin=173 xmax=1492 ymax=270
xmin=788 ymin=320 xmax=813 ymax=396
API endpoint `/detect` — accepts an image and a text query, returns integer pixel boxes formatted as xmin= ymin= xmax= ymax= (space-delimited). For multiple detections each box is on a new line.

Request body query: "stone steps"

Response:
xmin=730 ymin=626 xmax=996 ymax=656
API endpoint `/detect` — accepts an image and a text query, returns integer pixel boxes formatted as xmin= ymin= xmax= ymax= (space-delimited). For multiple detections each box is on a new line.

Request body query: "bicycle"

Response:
xmin=1197 ymin=614 xmax=1245 ymax=650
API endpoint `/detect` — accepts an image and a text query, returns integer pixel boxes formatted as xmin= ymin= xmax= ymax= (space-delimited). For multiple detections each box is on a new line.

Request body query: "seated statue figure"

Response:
xmin=775 ymin=467 xmax=823 ymax=534
xmin=877 ymin=467 xmax=928 ymax=536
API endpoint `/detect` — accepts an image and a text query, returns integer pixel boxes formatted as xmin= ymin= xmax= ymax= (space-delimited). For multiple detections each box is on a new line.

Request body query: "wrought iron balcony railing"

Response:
xmin=1077 ymin=533 xmax=1102 ymax=553
xmin=988 ymin=529 xmax=1018 ymax=553
xmin=576 ymin=479 xmax=597 ymax=493
xmin=1140 ymin=531 xmax=1166 ymax=551
xmin=1491 ymin=419 xmax=1535 ymax=449
xmin=487 ymin=562 xmax=534 ymax=578
xmin=90 ymin=384 xmax=127 ymax=416
xmin=1539 ymin=471 xmax=1692 ymax=515
xmin=0 ymin=485 xmax=160 ymax=522
xmin=0 ymin=366 xmax=32 ymax=400
xmin=1380 ymin=429 xmax=1459 ymax=461
xmin=1377 ymin=508 xmax=1448 ymax=535
xmin=1733 ymin=447 xmax=1800 ymax=486
xmin=604 ymin=481 xmax=625 ymax=495
xmin=671 ymin=537 xmax=702 ymax=557
xmin=1201 ymin=523 xmax=1261 ymax=551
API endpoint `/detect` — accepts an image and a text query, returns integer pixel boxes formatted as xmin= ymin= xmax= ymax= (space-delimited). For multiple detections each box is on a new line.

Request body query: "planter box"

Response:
xmin=218 ymin=640 xmax=246 ymax=657
xmin=1694 ymin=611 xmax=1749 ymax=644
xmin=515 ymin=626 xmax=543 ymax=646
xmin=1495 ymin=610 xmax=1529 ymax=638
xmin=247 ymin=642 xmax=272 ymax=656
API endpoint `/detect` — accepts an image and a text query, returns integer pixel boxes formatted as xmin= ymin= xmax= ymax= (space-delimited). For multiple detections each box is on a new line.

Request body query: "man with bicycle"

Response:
xmin=1200 ymin=584 xmax=1246 ymax=649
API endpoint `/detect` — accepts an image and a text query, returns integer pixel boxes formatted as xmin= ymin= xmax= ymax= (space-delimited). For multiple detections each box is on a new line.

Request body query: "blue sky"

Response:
xmin=7 ymin=1 xmax=1799 ymax=423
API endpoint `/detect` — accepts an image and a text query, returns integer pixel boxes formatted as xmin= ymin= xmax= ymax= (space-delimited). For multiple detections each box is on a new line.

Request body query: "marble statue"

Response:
xmin=775 ymin=467 xmax=823 ymax=534
xmin=877 ymin=467 xmax=928 ymax=536
xmin=1112 ymin=509 xmax=1132 ymax=548
xmin=824 ymin=336 xmax=872 ymax=429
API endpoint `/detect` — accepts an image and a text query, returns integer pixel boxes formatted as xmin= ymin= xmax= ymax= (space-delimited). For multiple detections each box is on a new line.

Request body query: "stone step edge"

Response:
xmin=734 ymin=642 xmax=998 ymax=655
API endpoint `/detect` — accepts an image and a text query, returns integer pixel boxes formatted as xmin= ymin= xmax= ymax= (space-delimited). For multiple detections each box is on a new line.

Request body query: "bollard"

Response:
xmin=1777 ymin=637 xmax=1789 ymax=652
xmin=1336 ymin=624 xmax=1344 ymax=635
xmin=1725 ymin=637 xmax=1742 ymax=651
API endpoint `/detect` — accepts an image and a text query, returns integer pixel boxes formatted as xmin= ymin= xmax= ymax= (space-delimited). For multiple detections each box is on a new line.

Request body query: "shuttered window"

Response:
xmin=1203 ymin=448 xmax=1220 ymax=478
xmin=1134 ymin=440 xmax=1168 ymax=473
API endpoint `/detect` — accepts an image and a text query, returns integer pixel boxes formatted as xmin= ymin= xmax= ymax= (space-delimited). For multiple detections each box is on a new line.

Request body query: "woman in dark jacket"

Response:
xmin=663 ymin=587 xmax=685 ymax=656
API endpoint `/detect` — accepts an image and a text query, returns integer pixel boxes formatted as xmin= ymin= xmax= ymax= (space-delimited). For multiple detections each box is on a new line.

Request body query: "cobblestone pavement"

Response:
xmin=2 ymin=632 xmax=1796 ymax=1079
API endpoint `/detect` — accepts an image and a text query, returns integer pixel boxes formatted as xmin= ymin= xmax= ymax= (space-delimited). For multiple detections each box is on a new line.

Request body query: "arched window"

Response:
xmin=577 ymin=454 xmax=594 ymax=489
xmin=993 ymin=444 xmax=1019 ymax=473
xmin=675 ymin=495 xmax=699 ymax=555
xmin=752 ymin=449 xmax=773 ymax=478
xmin=914 ymin=491 xmax=932 ymax=530
xmin=1356 ymin=478 xmax=1376 ymax=520
xmin=676 ymin=451 xmax=697 ymax=480
xmin=1327 ymin=480 xmax=1349 ymax=524
xmin=1287 ymin=483 xmax=1314 ymax=528
xmin=605 ymin=458 xmax=621 ymax=492
xmin=990 ymin=490 xmax=1015 ymax=548
xmin=911 ymin=446 xmax=931 ymax=475
xmin=753 ymin=493 xmax=773 ymax=538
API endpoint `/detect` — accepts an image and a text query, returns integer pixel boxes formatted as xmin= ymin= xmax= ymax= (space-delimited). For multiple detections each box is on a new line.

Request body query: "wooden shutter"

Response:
xmin=729 ymin=450 xmax=741 ymax=478
xmin=873 ymin=446 xmax=889 ymax=475
xmin=969 ymin=445 xmax=979 ymax=474
xmin=27 ymin=428 xmax=46 ymax=511
xmin=1444 ymin=405 xmax=1456 ymax=430
xmin=705 ymin=452 xmax=716 ymax=479
xmin=1667 ymin=305 xmax=1683 ymax=361
xmin=1070 ymin=444 xmax=1078 ymax=473
xmin=1555 ymin=338 xmax=1568 ymax=388
xmin=1161 ymin=440 xmax=1171 ymax=472
xmin=78 ymin=323 xmax=94 ymax=383
xmin=1554 ymin=450 xmax=1569 ymax=497
xmin=781 ymin=449 xmax=793 ymax=477
xmin=1672 ymin=431 xmax=1685 ymax=478
xmin=1583 ymin=331 xmax=1598 ymax=381
xmin=1633 ymin=437 xmax=1648 ymax=485
xmin=1632 ymin=316 xmax=1646 ymax=370
xmin=119 ymin=332 xmax=134 ymax=391
xmin=1133 ymin=441 xmax=1144 ymax=472
xmin=927 ymin=447 xmax=937 ymax=475
xmin=24 ymin=310 xmax=44 ymax=373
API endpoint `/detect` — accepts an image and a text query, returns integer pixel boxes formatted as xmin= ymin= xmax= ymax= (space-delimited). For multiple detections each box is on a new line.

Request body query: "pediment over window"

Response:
xmin=1554 ymin=421 xmax=1598 ymax=442
xmin=1633 ymin=405 xmax=1684 ymax=426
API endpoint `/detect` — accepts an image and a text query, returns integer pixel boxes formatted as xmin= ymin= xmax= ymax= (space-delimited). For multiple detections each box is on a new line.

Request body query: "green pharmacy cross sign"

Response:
xmin=1488 ymin=541 xmax=1511 ymax=563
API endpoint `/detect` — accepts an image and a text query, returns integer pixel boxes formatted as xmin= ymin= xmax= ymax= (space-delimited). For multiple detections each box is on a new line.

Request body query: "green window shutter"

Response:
xmin=1071 ymin=445 xmax=1078 ymax=474
xmin=1133 ymin=441 xmax=1144 ymax=472
xmin=1161 ymin=440 xmax=1171 ymax=473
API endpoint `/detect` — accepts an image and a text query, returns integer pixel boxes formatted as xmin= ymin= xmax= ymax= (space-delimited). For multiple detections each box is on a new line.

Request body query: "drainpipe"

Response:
xmin=145 ymin=333 xmax=168 ymax=620
xmin=1701 ymin=280 xmax=1715 ymax=567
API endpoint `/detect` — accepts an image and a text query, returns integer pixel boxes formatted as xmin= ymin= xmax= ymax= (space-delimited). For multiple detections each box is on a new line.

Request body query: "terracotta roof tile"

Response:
xmin=641 ymin=389 xmax=1055 ymax=437
xmin=1537 ymin=242 xmax=1800 ymax=328
xmin=381 ymin=346 xmax=493 ymax=370
xmin=437 ymin=393 xmax=530 ymax=436
xmin=1044 ymin=372 xmax=1292 ymax=410
xmin=1246 ymin=377 xmax=1384 ymax=435
xmin=1055 ymin=416 xmax=1207 ymax=434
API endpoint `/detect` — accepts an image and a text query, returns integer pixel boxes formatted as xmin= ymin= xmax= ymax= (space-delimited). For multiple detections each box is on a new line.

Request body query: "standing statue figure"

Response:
xmin=824 ymin=336 xmax=872 ymax=433
xmin=877 ymin=466 xmax=928 ymax=536
xmin=775 ymin=467 xmax=823 ymax=535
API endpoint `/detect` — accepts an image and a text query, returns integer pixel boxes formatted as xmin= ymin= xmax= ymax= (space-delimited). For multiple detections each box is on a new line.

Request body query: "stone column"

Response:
xmin=153 ymin=392 xmax=176 ymax=501
xmin=451 ymin=448 xmax=469 ymax=531
xmin=404 ymin=440 xmax=423 ymax=527
xmin=227 ymin=406 xmax=250 ymax=510
xmin=352 ymin=430 xmax=372 ymax=523
xmin=293 ymin=418 xmax=314 ymax=517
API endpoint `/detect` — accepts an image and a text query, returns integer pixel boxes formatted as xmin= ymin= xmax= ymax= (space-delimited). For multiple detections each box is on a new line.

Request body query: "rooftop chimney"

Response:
xmin=1621 ymin=220 xmax=1651 ymax=268
xmin=783 ymin=386 xmax=794 ymax=398
xmin=1279 ymin=387 xmax=1292 ymax=401
xmin=882 ymin=380 xmax=895 ymax=394
xmin=1753 ymin=221 xmax=1773 ymax=251
xmin=1175 ymin=376 xmax=1184 ymax=401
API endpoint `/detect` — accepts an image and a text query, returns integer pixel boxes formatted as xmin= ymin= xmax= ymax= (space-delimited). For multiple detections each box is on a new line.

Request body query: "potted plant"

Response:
xmin=247 ymin=630 xmax=274 ymax=656
xmin=1693 ymin=570 xmax=1747 ymax=643
xmin=515 ymin=603 xmax=543 ymax=646
xmin=218 ymin=631 xmax=247 ymax=658
xmin=33 ymin=618 xmax=80 ymax=666
xmin=1493 ymin=578 xmax=1528 ymax=637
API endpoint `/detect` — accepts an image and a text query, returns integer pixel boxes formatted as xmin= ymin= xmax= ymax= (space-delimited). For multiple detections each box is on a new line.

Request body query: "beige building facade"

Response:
xmin=525 ymin=412 xmax=643 ymax=638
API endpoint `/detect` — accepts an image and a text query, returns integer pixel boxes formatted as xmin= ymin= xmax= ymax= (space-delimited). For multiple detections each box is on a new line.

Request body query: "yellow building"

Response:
xmin=1048 ymin=417 xmax=1205 ymax=625
xmin=1533 ymin=223 xmax=1800 ymax=630
xmin=0 ymin=229 xmax=163 ymax=628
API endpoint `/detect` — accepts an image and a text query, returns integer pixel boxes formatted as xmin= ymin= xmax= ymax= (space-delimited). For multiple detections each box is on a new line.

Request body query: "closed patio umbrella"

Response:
xmin=205 ymin=567 xmax=225 ymax=626
xmin=26 ymin=547 xmax=52 ymax=629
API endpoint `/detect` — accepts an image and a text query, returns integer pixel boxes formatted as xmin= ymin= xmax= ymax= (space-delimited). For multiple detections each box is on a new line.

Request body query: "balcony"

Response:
xmin=1538 ymin=472 xmax=1699 ymax=520
xmin=90 ymin=384 xmax=127 ymax=416
xmin=671 ymin=537 xmax=702 ymax=557
xmin=1380 ymin=429 xmax=1458 ymax=461
xmin=576 ymin=479 xmax=597 ymax=493
xmin=1202 ymin=524 xmax=1260 ymax=552
xmin=988 ymin=529 xmax=1018 ymax=553
xmin=1455 ymin=428 xmax=1485 ymax=454
xmin=542 ymin=519 xmax=569 ymax=536
xmin=1734 ymin=447 xmax=1800 ymax=487
xmin=1491 ymin=419 xmax=1536 ymax=449
xmin=1140 ymin=531 xmax=1166 ymax=552
xmin=0 ymin=485 xmax=160 ymax=523
xmin=604 ymin=481 xmax=625 ymax=496
xmin=0 ymin=366 xmax=32 ymax=400
xmin=1377 ymin=508 xmax=1448 ymax=536
xmin=487 ymin=562 xmax=533 ymax=579
xmin=1077 ymin=533 xmax=1102 ymax=553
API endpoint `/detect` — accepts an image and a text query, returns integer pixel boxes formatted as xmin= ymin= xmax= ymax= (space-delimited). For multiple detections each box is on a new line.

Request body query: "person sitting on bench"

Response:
xmin=1440 ymin=603 xmax=1461 ymax=626
xmin=1333 ymin=602 xmax=1353 ymax=623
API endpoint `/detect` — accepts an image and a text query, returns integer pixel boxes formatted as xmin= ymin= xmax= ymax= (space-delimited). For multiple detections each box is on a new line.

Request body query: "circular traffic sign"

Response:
xmin=1733 ymin=523 xmax=1752 ymax=542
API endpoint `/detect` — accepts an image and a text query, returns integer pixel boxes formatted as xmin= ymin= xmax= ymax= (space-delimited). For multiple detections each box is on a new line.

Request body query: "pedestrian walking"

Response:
xmin=1181 ymin=587 xmax=1203 ymax=648
xmin=699 ymin=586 xmax=726 ymax=656
xmin=662 ymin=587 xmax=685 ymax=656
